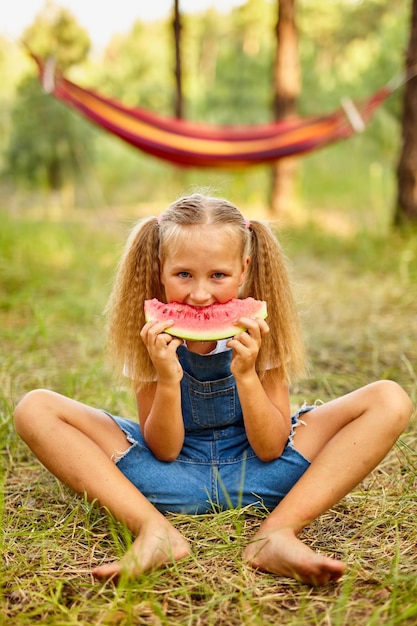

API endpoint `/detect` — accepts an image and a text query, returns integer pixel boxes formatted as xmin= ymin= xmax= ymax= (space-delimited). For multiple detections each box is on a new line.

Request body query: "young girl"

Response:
xmin=14 ymin=193 xmax=412 ymax=586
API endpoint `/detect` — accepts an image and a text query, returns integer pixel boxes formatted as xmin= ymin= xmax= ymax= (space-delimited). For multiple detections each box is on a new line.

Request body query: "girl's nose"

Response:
xmin=189 ymin=282 xmax=212 ymax=305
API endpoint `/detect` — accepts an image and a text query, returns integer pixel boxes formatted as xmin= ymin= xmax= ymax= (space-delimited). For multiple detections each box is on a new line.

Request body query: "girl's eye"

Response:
xmin=178 ymin=271 xmax=191 ymax=279
xmin=212 ymin=272 xmax=225 ymax=279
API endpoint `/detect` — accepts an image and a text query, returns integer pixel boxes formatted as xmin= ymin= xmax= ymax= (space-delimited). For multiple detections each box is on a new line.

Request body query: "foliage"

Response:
xmin=2 ymin=2 xmax=94 ymax=197
xmin=298 ymin=0 xmax=408 ymax=114
xmin=5 ymin=75 xmax=95 ymax=192
xmin=0 ymin=37 xmax=34 ymax=175
xmin=1 ymin=208 xmax=416 ymax=624
xmin=93 ymin=20 xmax=173 ymax=114
xmin=186 ymin=0 xmax=276 ymax=123
xmin=22 ymin=0 xmax=90 ymax=70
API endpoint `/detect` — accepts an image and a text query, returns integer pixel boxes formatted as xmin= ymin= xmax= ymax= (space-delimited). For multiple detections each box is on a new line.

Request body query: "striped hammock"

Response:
xmin=36 ymin=56 xmax=396 ymax=169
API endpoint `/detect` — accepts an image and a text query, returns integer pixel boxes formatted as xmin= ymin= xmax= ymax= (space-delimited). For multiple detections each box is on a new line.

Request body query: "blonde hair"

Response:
xmin=106 ymin=193 xmax=305 ymax=389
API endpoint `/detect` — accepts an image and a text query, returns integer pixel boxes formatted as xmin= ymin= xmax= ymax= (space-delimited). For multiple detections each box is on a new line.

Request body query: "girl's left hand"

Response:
xmin=227 ymin=317 xmax=269 ymax=378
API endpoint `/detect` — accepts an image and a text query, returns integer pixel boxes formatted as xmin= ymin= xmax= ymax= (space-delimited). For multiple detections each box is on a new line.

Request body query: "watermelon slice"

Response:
xmin=144 ymin=297 xmax=267 ymax=341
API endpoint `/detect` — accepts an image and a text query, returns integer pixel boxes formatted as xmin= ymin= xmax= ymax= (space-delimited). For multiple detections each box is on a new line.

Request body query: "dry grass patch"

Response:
xmin=2 ymin=435 xmax=417 ymax=625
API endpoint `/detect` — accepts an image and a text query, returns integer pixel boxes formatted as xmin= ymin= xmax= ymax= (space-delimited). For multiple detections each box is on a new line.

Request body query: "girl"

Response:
xmin=14 ymin=193 xmax=412 ymax=586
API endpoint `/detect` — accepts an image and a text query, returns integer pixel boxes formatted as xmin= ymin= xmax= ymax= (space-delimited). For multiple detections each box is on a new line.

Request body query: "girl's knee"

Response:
xmin=371 ymin=380 xmax=413 ymax=431
xmin=14 ymin=389 xmax=56 ymax=436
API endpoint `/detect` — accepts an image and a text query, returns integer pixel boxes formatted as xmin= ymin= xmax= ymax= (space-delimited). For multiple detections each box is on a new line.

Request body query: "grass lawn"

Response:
xmin=1 ymin=205 xmax=416 ymax=625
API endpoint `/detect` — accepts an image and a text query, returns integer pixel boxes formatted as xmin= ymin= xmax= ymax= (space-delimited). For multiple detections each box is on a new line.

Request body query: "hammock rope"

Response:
xmin=33 ymin=54 xmax=398 ymax=169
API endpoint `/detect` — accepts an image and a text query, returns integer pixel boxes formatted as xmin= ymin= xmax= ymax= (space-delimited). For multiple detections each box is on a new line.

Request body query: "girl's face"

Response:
xmin=160 ymin=225 xmax=249 ymax=306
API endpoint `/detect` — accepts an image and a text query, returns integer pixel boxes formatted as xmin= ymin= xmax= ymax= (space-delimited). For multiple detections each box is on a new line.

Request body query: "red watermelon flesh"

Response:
xmin=144 ymin=298 xmax=267 ymax=341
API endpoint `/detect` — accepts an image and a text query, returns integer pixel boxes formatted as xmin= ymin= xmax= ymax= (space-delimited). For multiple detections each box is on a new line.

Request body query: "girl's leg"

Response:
xmin=14 ymin=389 xmax=190 ymax=579
xmin=243 ymin=380 xmax=413 ymax=585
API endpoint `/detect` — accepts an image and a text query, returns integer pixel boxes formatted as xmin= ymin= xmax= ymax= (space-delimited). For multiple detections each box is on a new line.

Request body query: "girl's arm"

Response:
xmin=228 ymin=318 xmax=292 ymax=462
xmin=235 ymin=368 xmax=291 ymax=462
xmin=137 ymin=320 xmax=185 ymax=461
xmin=136 ymin=381 xmax=184 ymax=461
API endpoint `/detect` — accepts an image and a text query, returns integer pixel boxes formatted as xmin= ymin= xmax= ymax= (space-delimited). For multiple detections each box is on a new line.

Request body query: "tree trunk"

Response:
xmin=173 ymin=0 xmax=183 ymax=119
xmin=395 ymin=0 xmax=417 ymax=225
xmin=270 ymin=0 xmax=300 ymax=217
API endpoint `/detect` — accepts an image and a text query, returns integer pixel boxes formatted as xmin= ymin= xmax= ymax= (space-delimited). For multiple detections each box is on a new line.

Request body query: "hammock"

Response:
xmin=36 ymin=55 xmax=396 ymax=169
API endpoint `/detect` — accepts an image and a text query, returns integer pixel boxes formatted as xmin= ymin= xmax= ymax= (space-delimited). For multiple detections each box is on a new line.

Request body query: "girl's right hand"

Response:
xmin=140 ymin=320 xmax=184 ymax=383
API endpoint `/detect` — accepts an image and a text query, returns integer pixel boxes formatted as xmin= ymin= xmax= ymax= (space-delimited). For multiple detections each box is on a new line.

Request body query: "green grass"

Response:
xmin=1 ymin=206 xmax=416 ymax=625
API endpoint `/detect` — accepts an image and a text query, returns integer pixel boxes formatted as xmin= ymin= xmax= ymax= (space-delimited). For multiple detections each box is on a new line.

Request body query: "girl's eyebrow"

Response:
xmin=169 ymin=264 xmax=191 ymax=272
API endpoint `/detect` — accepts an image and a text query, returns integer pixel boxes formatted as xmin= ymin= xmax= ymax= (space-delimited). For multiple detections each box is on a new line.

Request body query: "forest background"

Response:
xmin=0 ymin=0 xmax=410 ymax=231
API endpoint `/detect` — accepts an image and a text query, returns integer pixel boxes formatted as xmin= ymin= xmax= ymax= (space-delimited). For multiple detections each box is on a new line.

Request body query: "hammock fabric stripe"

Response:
xmin=37 ymin=57 xmax=392 ymax=169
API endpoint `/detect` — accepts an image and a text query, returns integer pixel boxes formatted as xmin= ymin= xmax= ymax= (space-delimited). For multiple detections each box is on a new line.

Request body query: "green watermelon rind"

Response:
xmin=144 ymin=298 xmax=267 ymax=341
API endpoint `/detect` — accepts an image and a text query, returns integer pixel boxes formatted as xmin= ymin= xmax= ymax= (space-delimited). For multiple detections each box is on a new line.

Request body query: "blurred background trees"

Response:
xmin=0 ymin=0 xmax=412 ymax=228
xmin=2 ymin=3 xmax=93 ymax=211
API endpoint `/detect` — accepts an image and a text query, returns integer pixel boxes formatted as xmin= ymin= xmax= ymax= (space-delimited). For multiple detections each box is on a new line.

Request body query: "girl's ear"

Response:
xmin=239 ymin=256 xmax=250 ymax=286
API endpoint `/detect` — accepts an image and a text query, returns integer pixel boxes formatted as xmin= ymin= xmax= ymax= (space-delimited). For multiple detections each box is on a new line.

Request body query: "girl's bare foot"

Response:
xmin=92 ymin=520 xmax=191 ymax=581
xmin=243 ymin=526 xmax=346 ymax=586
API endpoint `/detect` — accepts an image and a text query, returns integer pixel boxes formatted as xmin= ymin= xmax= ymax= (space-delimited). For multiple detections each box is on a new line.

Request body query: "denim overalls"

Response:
xmin=109 ymin=345 xmax=311 ymax=515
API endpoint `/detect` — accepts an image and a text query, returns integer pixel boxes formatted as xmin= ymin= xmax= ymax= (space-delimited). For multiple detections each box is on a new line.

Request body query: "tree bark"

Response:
xmin=173 ymin=0 xmax=183 ymax=118
xmin=395 ymin=0 xmax=417 ymax=225
xmin=270 ymin=0 xmax=300 ymax=217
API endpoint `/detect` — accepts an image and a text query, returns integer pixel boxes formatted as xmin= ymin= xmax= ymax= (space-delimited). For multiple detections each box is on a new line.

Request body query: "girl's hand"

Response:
xmin=227 ymin=317 xmax=270 ymax=378
xmin=140 ymin=320 xmax=184 ymax=383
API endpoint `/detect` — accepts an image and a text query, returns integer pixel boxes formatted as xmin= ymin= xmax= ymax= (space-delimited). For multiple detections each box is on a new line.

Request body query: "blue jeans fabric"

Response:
xmin=107 ymin=345 xmax=312 ymax=515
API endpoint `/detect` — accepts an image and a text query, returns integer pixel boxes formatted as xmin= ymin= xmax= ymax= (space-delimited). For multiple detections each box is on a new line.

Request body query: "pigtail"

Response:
xmin=242 ymin=220 xmax=306 ymax=385
xmin=106 ymin=216 xmax=163 ymax=386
